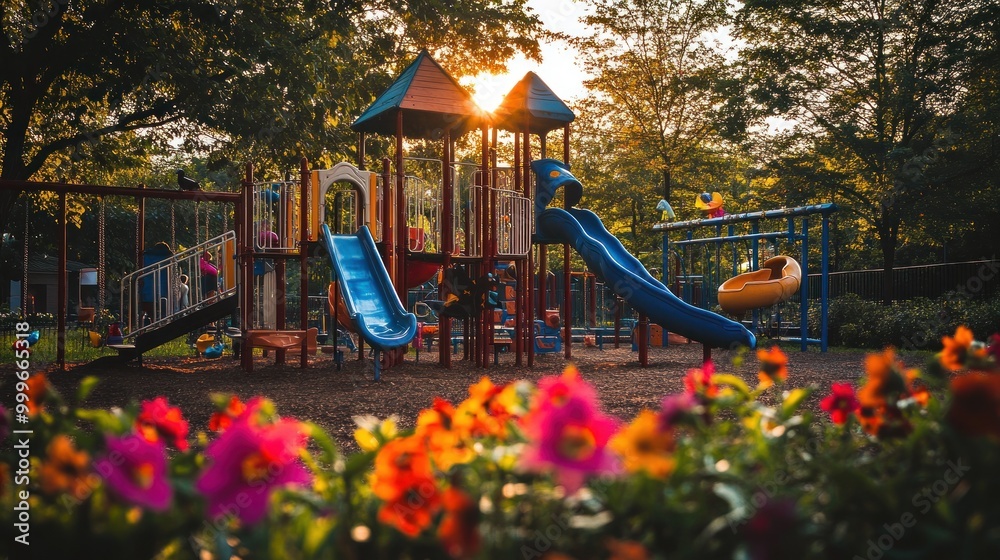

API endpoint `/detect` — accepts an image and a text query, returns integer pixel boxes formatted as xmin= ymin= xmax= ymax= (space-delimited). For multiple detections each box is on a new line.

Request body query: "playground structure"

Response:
xmin=655 ymin=204 xmax=837 ymax=351
xmin=1 ymin=49 xmax=773 ymax=375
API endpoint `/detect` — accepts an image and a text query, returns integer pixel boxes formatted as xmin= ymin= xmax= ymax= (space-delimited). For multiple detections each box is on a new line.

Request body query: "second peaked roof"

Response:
xmin=351 ymin=50 xmax=485 ymax=139
xmin=493 ymin=72 xmax=575 ymax=134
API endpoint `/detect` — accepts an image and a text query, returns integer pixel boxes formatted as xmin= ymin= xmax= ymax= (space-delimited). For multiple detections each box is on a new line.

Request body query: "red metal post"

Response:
xmin=395 ymin=110 xmax=407 ymax=311
xmin=538 ymin=245 xmax=547 ymax=317
xmin=439 ymin=130 xmax=453 ymax=368
xmin=639 ymin=313 xmax=649 ymax=366
xmin=512 ymin=131 xmax=523 ymax=366
xmin=479 ymin=124 xmax=490 ymax=367
xmin=523 ymin=126 xmax=534 ymax=367
xmin=137 ymin=183 xmax=146 ymax=271
xmin=57 ymin=191 xmax=67 ymax=371
xmin=242 ymin=164 xmax=255 ymax=372
xmin=300 ymin=157 xmax=310 ymax=368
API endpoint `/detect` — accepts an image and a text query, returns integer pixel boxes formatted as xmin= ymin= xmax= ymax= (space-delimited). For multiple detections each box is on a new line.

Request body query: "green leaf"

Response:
xmin=303 ymin=421 xmax=338 ymax=466
xmin=712 ymin=373 xmax=751 ymax=398
xmin=77 ymin=376 xmax=100 ymax=402
xmin=780 ymin=388 xmax=812 ymax=419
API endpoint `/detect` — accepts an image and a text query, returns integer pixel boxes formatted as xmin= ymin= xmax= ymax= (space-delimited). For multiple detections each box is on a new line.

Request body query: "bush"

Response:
xmin=3 ymin=329 xmax=1000 ymax=559
xmin=824 ymin=293 xmax=1000 ymax=350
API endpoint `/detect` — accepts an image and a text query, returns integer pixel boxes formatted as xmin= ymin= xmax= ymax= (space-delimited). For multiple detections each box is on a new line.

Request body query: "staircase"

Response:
xmin=112 ymin=232 xmax=238 ymax=361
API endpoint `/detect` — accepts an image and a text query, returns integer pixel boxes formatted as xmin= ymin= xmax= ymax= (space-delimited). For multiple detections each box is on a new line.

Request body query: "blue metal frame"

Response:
xmin=657 ymin=204 xmax=837 ymax=352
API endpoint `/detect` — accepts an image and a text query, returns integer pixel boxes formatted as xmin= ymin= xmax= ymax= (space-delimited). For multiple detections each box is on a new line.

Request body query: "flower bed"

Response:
xmin=2 ymin=328 xmax=1000 ymax=559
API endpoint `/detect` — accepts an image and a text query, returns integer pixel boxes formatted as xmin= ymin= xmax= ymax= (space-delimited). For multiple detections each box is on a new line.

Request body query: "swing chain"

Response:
xmin=22 ymin=196 xmax=29 ymax=317
xmin=98 ymin=196 xmax=106 ymax=313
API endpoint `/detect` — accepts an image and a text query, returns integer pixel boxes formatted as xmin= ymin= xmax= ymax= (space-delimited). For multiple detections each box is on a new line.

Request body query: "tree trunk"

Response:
xmin=878 ymin=216 xmax=899 ymax=305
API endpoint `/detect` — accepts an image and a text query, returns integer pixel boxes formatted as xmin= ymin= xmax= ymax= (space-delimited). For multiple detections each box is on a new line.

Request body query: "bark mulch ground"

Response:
xmin=15 ymin=341 xmax=928 ymax=452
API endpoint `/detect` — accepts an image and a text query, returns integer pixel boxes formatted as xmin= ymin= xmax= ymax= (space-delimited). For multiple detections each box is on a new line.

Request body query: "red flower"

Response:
xmin=208 ymin=396 xmax=246 ymax=433
xmin=25 ymin=373 xmax=47 ymax=417
xmin=684 ymin=361 xmax=718 ymax=399
xmin=437 ymin=487 xmax=480 ymax=559
xmin=820 ymin=383 xmax=860 ymax=425
xmin=136 ymin=397 xmax=189 ymax=450
xmin=946 ymin=373 xmax=1000 ymax=439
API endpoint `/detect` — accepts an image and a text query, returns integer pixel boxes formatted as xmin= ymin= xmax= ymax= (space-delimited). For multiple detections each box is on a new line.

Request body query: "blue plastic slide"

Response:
xmin=532 ymin=159 xmax=755 ymax=349
xmin=320 ymin=224 xmax=417 ymax=354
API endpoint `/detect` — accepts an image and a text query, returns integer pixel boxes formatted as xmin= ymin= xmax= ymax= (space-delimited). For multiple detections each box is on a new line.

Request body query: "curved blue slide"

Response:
xmin=532 ymin=159 xmax=755 ymax=349
xmin=320 ymin=224 xmax=417 ymax=354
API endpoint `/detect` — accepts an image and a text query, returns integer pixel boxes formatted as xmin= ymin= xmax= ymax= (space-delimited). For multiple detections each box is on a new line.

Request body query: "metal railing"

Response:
xmin=120 ymin=232 xmax=237 ymax=338
xmin=807 ymin=259 xmax=1000 ymax=302
xmin=253 ymin=181 xmax=301 ymax=251
xmin=494 ymin=186 xmax=531 ymax=257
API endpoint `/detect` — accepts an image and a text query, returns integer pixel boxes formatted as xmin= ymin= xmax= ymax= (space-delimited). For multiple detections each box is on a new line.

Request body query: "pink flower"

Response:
xmin=657 ymin=393 xmax=698 ymax=430
xmin=94 ymin=434 xmax=172 ymax=511
xmin=520 ymin=367 xmax=620 ymax=493
xmin=820 ymin=383 xmax=861 ymax=425
xmin=136 ymin=397 xmax=189 ymax=451
xmin=683 ymin=361 xmax=718 ymax=398
xmin=195 ymin=399 xmax=311 ymax=525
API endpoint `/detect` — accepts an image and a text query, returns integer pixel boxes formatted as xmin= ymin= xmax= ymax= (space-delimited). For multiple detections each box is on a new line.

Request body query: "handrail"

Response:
xmin=120 ymin=231 xmax=237 ymax=339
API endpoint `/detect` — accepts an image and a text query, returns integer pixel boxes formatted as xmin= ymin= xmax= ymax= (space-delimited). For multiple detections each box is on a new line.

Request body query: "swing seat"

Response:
xmin=718 ymin=256 xmax=802 ymax=315
xmin=196 ymin=334 xmax=215 ymax=353
xmin=89 ymin=330 xmax=103 ymax=348
xmin=78 ymin=306 xmax=96 ymax=323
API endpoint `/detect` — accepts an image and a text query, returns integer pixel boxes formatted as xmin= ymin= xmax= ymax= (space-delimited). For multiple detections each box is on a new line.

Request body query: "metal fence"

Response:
xmin=807 ymin=259 xmax=1000 ymax=302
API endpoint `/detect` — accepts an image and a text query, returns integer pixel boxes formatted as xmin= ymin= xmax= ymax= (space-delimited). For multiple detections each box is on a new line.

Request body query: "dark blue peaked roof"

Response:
xmin=351 ymin=50 xmax=485 ymax=139
xmin=493 ymin=72 xmax=575 ymax=134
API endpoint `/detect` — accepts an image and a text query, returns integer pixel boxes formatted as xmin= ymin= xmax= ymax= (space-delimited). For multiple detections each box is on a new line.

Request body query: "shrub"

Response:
xmin=3 ymin=330 xmax=1000 ymax=559
xmin=823 ymin=293 xmax=1000 ymax=350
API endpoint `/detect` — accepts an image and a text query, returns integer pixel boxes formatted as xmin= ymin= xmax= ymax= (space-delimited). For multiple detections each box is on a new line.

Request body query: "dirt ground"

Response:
xmin=15 ymin=340 xmax=928 ymax=452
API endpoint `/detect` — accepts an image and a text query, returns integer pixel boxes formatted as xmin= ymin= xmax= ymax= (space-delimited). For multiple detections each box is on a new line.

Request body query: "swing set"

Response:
xmin=656 ymin=203 xmax=837 ymax=351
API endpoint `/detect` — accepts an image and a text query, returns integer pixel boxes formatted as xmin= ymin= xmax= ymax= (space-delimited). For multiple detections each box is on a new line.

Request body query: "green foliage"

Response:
xmin=735 ymin=0 xmax=1000 ymax=299
xmin=824 ymin=294 xmax=1000 ymax=350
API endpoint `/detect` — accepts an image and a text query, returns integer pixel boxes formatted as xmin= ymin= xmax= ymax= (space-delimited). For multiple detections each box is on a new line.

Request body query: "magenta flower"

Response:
xmin=657 ymin=392 xmax=698 ymax=430
xmin=520 ymin=367 xmax=620 ymax=493
xmin=195 ymin=399 xmax=311 ymax=525
xmin=94 ymin=433 xmax=172 ymax=511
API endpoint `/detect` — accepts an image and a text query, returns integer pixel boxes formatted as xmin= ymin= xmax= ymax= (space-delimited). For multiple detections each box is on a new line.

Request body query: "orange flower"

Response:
xmin=25 ymin=373 xmax=47 ymax=417
xmin=606 ymin=538 xmax=650 ymax=560
xmin=940 ymin=326 xmax=980 ymax=371
xmin=858 ymin=404 xmax=911 ymax=439
xmin=946 ymin=373 xmax=1000 ymax=439
xmin=858 ymin=349 xmax=908 ymax=407
xmin=372 ymin=436 xmax=441 ymax=536
xmin=756 ymin=346 xmax=788 ymax=389
xmin=454 ymin=377 xmax=516 ymax=440
xmin=416 ymin=398 xmax=474 ymax=471
xmin=609 ymin=410 xmax=675 ymax=479
xmin=39 ymin=435 xmax=97 ymax=499
xmin=208 ymin=396 xmax=246 ymax=433
xmin=437 ymin=487 xmax=480 ymax=559
xmin=683 ymin=361 xmax=718 ymax=399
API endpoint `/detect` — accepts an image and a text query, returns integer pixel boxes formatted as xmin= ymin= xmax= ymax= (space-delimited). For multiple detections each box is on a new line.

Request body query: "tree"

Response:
xmin=571 ymin=0 xmax=747 ymax=194
xmin=736 ymin=0 xmax=997 ymax=302
xmin=0 ymin=0 xmax=544 ymax=228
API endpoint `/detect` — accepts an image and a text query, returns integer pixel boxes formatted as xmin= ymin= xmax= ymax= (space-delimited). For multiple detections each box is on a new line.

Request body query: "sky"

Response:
xmin=462 ymin=0 xmax=593 ymax=112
